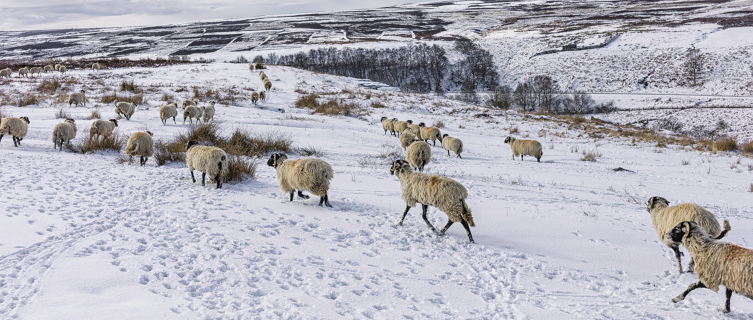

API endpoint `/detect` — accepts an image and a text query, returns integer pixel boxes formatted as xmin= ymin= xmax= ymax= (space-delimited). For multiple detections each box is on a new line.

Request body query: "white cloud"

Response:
xmin=0 ymin=0 xmax=419 ymax=31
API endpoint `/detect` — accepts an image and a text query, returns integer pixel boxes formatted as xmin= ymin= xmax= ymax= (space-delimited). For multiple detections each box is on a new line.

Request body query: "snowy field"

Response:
xmin=1 ymin=64 xmax=753 ymax=319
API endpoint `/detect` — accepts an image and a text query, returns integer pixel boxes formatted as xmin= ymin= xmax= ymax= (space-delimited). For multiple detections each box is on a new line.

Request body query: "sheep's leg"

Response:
xmin=140 ymin=156 xmax=145 ymax=166
xmin=421 ymin=204 xmax=437 ymax=232
xmin=190 ymin=170 xmax=196 ymax=183
xmin=439 ymin=220 xmax=453 ymax=234
xmin=460 ymin=220 xmax=475 ymax=243
xmin=672 ymin=281 xmax=706 ymax=303
xmin=172 ymin=117 xmax=176 ymax=124
xmin=511 ymin=154 xmax=515 ymax=160
xmin=521 ymin=155 xmax=524 ymax=161
xmin=671 ymin=245 xmax=684 ymax=273
xmin=398 ymin=205 xmax=411 ymax=226
xmin=290 ymin=191 xmax=295 ymax=201
xmin=13 ymin=136 xmax=19 ymax=147
xmin=721 ymin=288 xmax=732 ymax=313
xmin=215 ymin=172 xmax=221 ymax=189
xmin=447 ymin=150 xmax=450 ymax=156
xmin=457 ymin=154 xmax=462 ymax=159
xmin=297 ymin=191 xmax=310 ymax=199
xmin=201 ymin=172 xmax=206 ymax=186
xmin=319 ymin=194 xmax=332 ymax=207
xmin=0 ymin=134 xmax=4 ymax=144
xmin=687 ymin=258 xmax=695 ymax=273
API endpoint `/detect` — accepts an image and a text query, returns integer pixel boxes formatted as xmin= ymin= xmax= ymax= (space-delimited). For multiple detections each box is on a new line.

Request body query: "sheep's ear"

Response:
xmin=681 ymin=222 xmax=691 ymax=237
xmin=648 ymin=197 xmax=655 ymax=208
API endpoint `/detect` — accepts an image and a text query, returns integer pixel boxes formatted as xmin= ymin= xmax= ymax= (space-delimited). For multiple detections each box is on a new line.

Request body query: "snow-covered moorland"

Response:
xmin=1 ymin=64 xmax=753 ymax=319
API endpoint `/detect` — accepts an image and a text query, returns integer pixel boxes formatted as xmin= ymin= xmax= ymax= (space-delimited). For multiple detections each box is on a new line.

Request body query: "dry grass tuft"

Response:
xmin=101 ymin=92 xmax=143 ymax=105
xmin=580 ymin=149 xmax=602 ymax=162
xmin=120 ymin=80 xmax=140 ymax=93
xmin=509 ymin=125 xmax=519 ymax=134
xmin=740 ymin=141 xmax=753 ymax=154
xmin=161 ymin=93 xmax=173 ymax=101
xmin=432 ymin=120 xmax=445 ymax=128
xmin=297 ymin=144 xmax=325 ymax=157
xmin=370 ymin=101 xmax=387 ymax=109
xmin=36 ymin=78 xmax=61 ymax=95
xmin=226 ymin=155 xmax=257 ymax=184
xmin=714 ymin=137 xmax=737 ymax=152
xmin=66 ymin=134 xmax=125 ymax=154
xmin=55 ymin=108 xmax=71 ymax=119
xmin=18 ymin=94 xmax=40 ymax=107
xmin=87 ymin=109 xmax=101 ymax=120
xmin=295 ymin=94 xmax=360 ymax=116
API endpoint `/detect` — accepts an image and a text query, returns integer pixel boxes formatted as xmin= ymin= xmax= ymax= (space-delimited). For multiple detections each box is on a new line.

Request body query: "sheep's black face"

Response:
xmin=110 ymin=119 xmax=118 ymax=126
xmin=646 ymin=196 xmax=669 ymax=213
xmin=667 ymin=222 xmax=694 ymax=243
xmin=390 ymin=160 xmax=409 ymax=175
xmin=406 ymin=120 xmax=413 ymax=124
xmin=146 ymin=131 xmax=153 ymax=137
xmin=504 ymin=137 xmax=511 ymax=144
xmin=381 ymin=117 xmax=387 ymax=121
xmin=186 ymin=140 xmax=199 ymax=151
xmin=21 ymin=117 xmax=30 ymax=124
xmin=418 ymin=122 xmax=425 ymax=127
xmin=267 ymin=153 xmax=286 ymax=168
xmin=442 ymin=134 xmax=448 ymax=138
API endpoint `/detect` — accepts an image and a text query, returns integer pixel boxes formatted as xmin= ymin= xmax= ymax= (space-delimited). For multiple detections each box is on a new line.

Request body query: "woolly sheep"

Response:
xmin=59 ymin=66 xmax=66 ymax=73
xmin=259 ymin=91 xmax=266 ymax=102
xmin=441 ymin=134 xmax=463 ymax=158
xmin=266 ymin=153 xmax=334 ymax=207
xmin=55 ymin=64 xmax=61 ymax=71
xmin=0 ymin=68 xmax=11 ymax=78
xmin=68 ymin=90 xmax=86 ymax=107
xmin=43 ymin=65 xmax=53 ymax=73
xmin=181 ymin=99 xmax=197 ymax=110
xmin=92 ymin=63 xmax=101 ymax=72
xmin=89 ymin=119 xmax=118 ymax=140
xmin=258 ymin=71 xmax=266 ymax=78
xmin=202 ymin=101 xmax=216 ymax=123
xmin=114 ymin=100 xmax=136 ymax=120
xmin=380 ymin=117 xmax=396 ymax=136
xmin=399 ymin=129 xmax=416 ymax=150
xmin=394 ymin=120 xmax=409 ymax=136
xmin=159 ymin=102 xmax=178 ymax=125
xmin=248 ymin=63 xmax=255 ymax=70
xmin=647 ymin=196 xmax=731 ymax=273
xmin=408 ymin=122 xmax=422 ymax=140
xmin=406 ymin=140 xmax=431 ymax=172
xmin=183 ymin=105 xmax=203 ymax=124
xmin=0 ymin=117 xmax=30 ymax=147
xmin=504 ymin=136 xmax=543 ymax=162
xmin=261 ymin=74 xmax=268 ymax=81
xmin=18 ymin=67 xmax=29 ymax=78
xmin=264 ymin=79 xmax=272 ymax=91
xmin=186 ymin=141 xmax=229 ymax=189
xmin=125 ymin=131 xmax=154 ymax=166
xmin=29 ymin=67 xmax=42 ymax=77
xmin=418 ymin=122 xmax=442 ymax=146
xmin=389 ymin=159 xmax=476 ymax=242
xmin=667 ymin=221 xmax=749 ymax=313
xmin=52 ymin=118 xmax=77 ymax=151
xmin=250 ymin=91 xmax=259 ymax=105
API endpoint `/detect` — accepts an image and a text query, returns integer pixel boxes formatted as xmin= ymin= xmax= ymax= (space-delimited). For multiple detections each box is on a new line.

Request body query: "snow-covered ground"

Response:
xmin=1 ymin=64 xmax=753 ymax=319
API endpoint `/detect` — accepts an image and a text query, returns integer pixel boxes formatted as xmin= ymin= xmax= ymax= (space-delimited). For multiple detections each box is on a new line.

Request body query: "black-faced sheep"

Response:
xmin=408 ymin=122 xmax=422 ymax=140
xmin=381 ymin=117 xmax=395 ymax=136
xmin=52 ymin=118 xmax=77 ymax=151
xmin=418 ymin=122 xmax=442 ymax=146
xmin=393 ymin=120 xmax=408 ymax=137
xmin=667 ymin=221 xmax=750 ymax=313
xmin=400 ymin=129 xmax=416 ymax=150
xmin=114 ymin=100 xmax=136 ymax=120
xmin=504 ymin=136 xmax=543 ymax=162
xmin=267 ymin=153 xmax=334 ymax=207
xmin=0 ymin=68 xmax=11 ymax=78
xmin=181 ymin=99 xmax=197 ymax=110
xmin=68 ymin=90 xmax=86 ymax=107
xmin=202 ymin=101 xmax=216 ymax=123
xmin=159 ymin=102 xmax=178 ymax=125
xmin=18 ymin=67 xmax=29 ymax=78
xmin=389 ymin=159 xmax=476 ymax=242
xmin=249 ymin=63 xmax=255 ymax=70
xmin=54 ymin=64 xmax=61 ymax=71
xmin=186 ymin=141 xmax=229 ymax=189
xmin=92 ymin=63 xmax=101 ymax=72
xmin=43 ymin=65 xmax=53 ymax=73
xmin=250 ymin=92 xmax=259 ymax=105
xmin=0 ymin=117 xmax=30 ymax=147
xmin=183 ymin=105 xmax=203 ymax=124
xmin=264 ymin=79 xmax=272 ymax=91
xmin=441 ymin=134 xmax=463 ymax=158
xmin=126 ymin=131 xmax=154 ymax=166
xmin=647 ymin=196 xmax=731 ymax=273
xmin=89 ymin=119 xmax=118 ymax=140
xmin=259 ymin=91 xmax=266 ymax=102
xmin=29 ymin=67 xmax=42 ymax=77
xmin=59 ymin=66 xmax=67 ymax=73
xmin=406 ymin=140 xmax=431 ymax=172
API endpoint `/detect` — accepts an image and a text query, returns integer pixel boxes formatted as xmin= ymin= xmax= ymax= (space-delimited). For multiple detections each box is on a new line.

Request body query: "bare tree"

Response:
xmin=683 ymin=48 xmax=706 ymax=87
xmin=486 ymin=85 xmax=513 ymax=109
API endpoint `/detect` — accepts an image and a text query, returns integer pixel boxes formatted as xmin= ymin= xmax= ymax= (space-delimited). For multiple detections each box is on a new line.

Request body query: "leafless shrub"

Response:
xmin=66 ymin=134 xmax=125 ymax=154
xmin=18 ymin=94 xmax=40 ymax=107
xmin=297 ymin=144 xmax=325 ymax=157
xmin=87 ymin=109 xmax=101 ymax=120
xmin=509 ymin=125 xmax=518 ymax=134
xmin=370 ymin=101 xmax=387 ymax=109
xmin=36 ymin=78 xmax=61 ymax=95
xmin=714 ymin=137 xmax=737 ymax=152
xmin=432 ymin=120 xmax=445 ymax=128
xmin=681 ymin=159 xmax=691 ymax=165
xmin=55 ymin=108 xmax=71 ymax=119
xmin=580 ymin=149 xmax=602 ymax=162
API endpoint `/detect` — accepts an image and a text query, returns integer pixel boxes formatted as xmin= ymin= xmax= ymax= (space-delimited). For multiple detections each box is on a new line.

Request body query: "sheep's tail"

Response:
xmin=715 ymin=219 xmax=731 ymax=240
xmin=461 ymin=199 xmax=475 ymax=227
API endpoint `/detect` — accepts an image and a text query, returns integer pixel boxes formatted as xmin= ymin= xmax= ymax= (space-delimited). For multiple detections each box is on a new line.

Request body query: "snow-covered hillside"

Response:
xmin=1 ymin=64 xmax=752 ymax=319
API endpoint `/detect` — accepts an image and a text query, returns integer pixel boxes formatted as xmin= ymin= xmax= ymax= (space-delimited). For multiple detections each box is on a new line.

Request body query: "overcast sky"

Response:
xmin=0 ymin=0 xmax=419 ymax=31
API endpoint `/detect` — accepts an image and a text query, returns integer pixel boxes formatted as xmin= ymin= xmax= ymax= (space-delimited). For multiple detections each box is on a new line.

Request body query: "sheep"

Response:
xmin=441 ymin=134 xmax=463 ymax=158
xmin=418 ymin=122 xmax=442 ymax=146
xmin=181 ymin=99 xmax=197 ymax=110
xmin=381 ymin=117 xmax=395 ymax=136
xmin=0 ymin=116 xmax=30 ymax=147
xmin=264 ymin=79 xmax=272 ymax=91
xmin=647 ymin=196 xmax=731 ymax=273
xmin=89 ymin=119 xmax=118 ymax=140
xmin=408 ymin=122 xmax=423 ymax=140
xmin=29 ymin=67 xmax=42 ymax=77
xmin=406 ymin=140 xmax=431 ymax=172
xmin=389 ymin=159 xmax=476 ymax=242
xmin=43 ymin=65 xmax=53 ymax=73
xmin=399 ymin=129 xmax=416 ymax=150
xmin=258 ymin=71 xmax=266 ymax=78
xmin=18 ymin=67 xmax=29 ymax=78
xmin=394 ymin=120 xmax=409 ymax=136
xmin=259 ymin=91 xmax=266 ymax=102
xmin=202 ymin=101 xmax=216 ymax=123
xmin=52 ymin=118 xmax=77 ymax=151
xmin=667 ymin=221 xmax=750 ymax=313
xmin=261 ymin=74 xmax=268 ymax=81
xmin=504 ymin=136 xmax=543 ymax=162
xmin=159 ymin=102 xmax=178 ymax=125
xmin=114 ymin=100 xmax=136 ymax=120
xmin=250 ymin=91 xmax=259 ymax=105
xmin=126 ymin=131 xmax=154 ymax=166
xmin=0 ymin=68 xmax=11 ymax=78
xmin=183 ymin=105 xmax=203 ymax=124
xmin=186 ymin=141 xmax=229 ymax=189
xmin=54 ymin=64 xmax=62 ymax=71
xmin=248 ymin=63 xmax=255 ymax=70
xmin=266 ymin=153 xmax=334 ymax=207
xmin=59 ymin=66 xmax=66 ymax=73
xmin=68 ymin=90 xmax=86 ymax=107
xmin=92 ymin=62 xmax=101 ymax=72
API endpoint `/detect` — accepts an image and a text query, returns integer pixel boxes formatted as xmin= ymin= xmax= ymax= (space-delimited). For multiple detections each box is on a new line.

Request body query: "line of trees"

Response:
xmin=271 ymin=39 xmax=499 ymax=94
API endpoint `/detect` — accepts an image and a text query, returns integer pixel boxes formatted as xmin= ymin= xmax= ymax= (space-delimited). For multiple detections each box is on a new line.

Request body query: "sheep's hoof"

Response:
xmin=671 ymin=296 xmax=683 ymax=303
xmin=720 ymin=308 xmax=730 ymax=313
